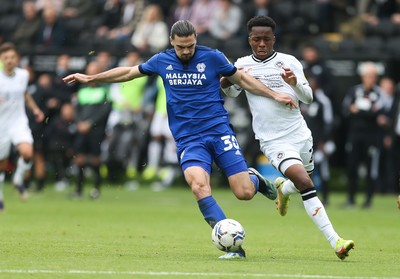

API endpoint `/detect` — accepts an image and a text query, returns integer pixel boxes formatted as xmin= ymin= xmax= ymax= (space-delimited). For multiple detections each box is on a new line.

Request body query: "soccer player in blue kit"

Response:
xmin=64 ymin=20 xmax=297 ymax=259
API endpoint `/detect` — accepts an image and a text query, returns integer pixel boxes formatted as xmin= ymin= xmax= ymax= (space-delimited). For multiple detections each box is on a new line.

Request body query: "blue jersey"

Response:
xmin=139 ymin=45 xmax=237 ymax=141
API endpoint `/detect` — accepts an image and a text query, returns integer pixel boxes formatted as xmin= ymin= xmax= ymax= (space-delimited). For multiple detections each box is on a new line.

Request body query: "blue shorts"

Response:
xmin=176 ymin=124 xmax=248 ymax=177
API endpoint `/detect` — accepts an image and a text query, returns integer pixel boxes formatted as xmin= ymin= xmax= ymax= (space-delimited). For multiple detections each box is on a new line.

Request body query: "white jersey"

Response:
xmin=0 ymin=67 xmax=30 ymax=130
xmin=0 ymin=67 xmax=32 ymax=159
xmin=234 ymin=51 xmax=312 ymax=143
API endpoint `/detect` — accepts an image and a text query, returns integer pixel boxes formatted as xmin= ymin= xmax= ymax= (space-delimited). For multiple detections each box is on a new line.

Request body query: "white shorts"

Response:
xmin=150 ymin=112 xmax=172 ymax=138
xmin=260 ymin=135 xmax=314 ymax=175
xmin=0 ymin=117 xmax=33 ymax=160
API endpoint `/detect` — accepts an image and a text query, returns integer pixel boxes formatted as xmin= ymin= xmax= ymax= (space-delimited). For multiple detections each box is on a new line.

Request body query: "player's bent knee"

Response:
xmin=233 ymin=187 xmax=254 ymax=200
xmin=190 ymin=182 xmax=211 ymax=200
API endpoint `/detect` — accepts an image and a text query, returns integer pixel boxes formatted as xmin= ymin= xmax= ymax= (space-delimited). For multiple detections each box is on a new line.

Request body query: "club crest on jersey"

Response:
xmin=275 ymin=61 xmax=284 ymax=68
xmin=196 ymin=63 xmax=206 ymax=73
xmin=277 ymin=152 xmax=285 ymax=160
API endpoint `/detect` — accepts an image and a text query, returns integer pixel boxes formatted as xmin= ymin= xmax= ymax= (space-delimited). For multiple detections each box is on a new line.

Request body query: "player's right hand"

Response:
xmin=62 ymin=73 xmax=91 ymax=84
xmin=275 ymin=94 xmax=297 ymax=109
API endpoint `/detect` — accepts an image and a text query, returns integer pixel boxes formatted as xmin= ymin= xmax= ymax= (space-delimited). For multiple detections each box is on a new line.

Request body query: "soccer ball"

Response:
xmin=211 ymin=219 xmax=245 ymax=252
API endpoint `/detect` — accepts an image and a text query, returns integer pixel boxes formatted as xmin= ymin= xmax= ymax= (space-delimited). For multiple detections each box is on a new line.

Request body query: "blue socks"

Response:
xmin=249 ymin=174 xmax=259 ymax=193
xmin=198 ymin=195 xmax=226 ymax=228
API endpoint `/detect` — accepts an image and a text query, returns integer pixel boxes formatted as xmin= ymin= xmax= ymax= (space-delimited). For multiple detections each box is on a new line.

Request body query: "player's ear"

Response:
xmin=169 ymin=36 xmax=174 ymax=46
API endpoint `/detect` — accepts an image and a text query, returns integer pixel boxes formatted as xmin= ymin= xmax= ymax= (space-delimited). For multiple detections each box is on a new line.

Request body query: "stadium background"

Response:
xmin=1 ymin=0 xmax=399 ymax=192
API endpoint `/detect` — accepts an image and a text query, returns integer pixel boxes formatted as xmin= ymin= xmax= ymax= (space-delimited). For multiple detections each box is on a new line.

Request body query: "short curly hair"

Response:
xmin=247 ymin=16 xmax=276 ymax=33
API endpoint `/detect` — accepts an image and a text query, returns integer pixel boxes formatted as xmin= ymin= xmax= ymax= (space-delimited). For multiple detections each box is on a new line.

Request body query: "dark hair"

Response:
xmin=170 ymin=20 xmax=196 ymax=39
xmin=247 ymin=16 xmax=276 ymax=33
xmin=0 ymin=42 xmax=18 ymax=54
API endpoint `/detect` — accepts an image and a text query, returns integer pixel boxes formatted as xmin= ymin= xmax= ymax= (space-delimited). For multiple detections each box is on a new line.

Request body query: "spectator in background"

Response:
xmin=381 ymin=78 xmax=400 ymax=209
xmin=167 ymin=0 xmax=193 ymax=28
xmin=301 ymin=44 xmax=336 ymax=103
xmin=26 ymin=73 xmax=54 ymax=192
xmin=377 ymin=76 xmax=399 ymax=194
xmin=36 ymin=6 xmax=66 ymax=49
xmin=35 ymin=0 xmax=65 ymax=14
xmin=240 ymin=0 xmax=279 ymax=46
xmin=95 ymin=0 xmax=123 ymax=39
xmin=147 ymin=0 xmax=175 ymax=18
xmin=131 ymin=4 xmax=169 ymax=55
xmin=390 ymin=3 xmax=400 ymax=26
xmin=93 ymin=50 xmax=116 ymax=72
xmin=340 ymin=0 xmax=398 ymax=40
xmin=390 ymin=81 xmax=400 ymax=209
xmin=142 ymin=76 xmax=179 ymax=192
xmin=301 ymin=76 xmax=335 ymax=205
xmin=62 ymin=0 xmax=95 ymax=21
xmin=104 ymin=50 xmax=149 ymax=185
xmin=189 ymin=0 xmax=217 ymax=40
xmin=45 ymin=102 xmax=75 ymax=192
xmin=341 ymin=62 xmax=384 ymax=208
xmin=52 ymin=54 xmax=76 ymax=104
xmin=99 ymin=0 xmax=146 ymax=42
xmin=242 ymin=0 xmax=275 ymax=22
xmin=72 ymin=61 xmax=111 ymax=199
xmin=12 ymin=0 xmax=41 ymax=50
xmin=207 ymin=0 xmax=243 ymax=50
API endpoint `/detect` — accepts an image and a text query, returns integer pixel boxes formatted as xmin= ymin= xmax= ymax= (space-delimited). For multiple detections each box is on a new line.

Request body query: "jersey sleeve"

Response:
xmin=138 ymin=53 xmax=160 ymax=75
xmin=289 ymin=56 xmax=313 ymax=104
xmin=214 ymin=50 xmax=237 ymax=76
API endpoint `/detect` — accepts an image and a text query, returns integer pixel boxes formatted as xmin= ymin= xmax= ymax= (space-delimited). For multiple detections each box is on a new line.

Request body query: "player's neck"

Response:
xmin=2 ymin=67 xmax=16 ymax=77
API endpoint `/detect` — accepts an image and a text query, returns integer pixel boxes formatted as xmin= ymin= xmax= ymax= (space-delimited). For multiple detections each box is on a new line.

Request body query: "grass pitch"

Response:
xmin=0 ymin=182 xmax=399 ymax=279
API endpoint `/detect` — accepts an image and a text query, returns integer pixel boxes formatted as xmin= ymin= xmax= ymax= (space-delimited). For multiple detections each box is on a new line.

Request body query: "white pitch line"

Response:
xmin=0 ymin=269 xmax=399 ymax=279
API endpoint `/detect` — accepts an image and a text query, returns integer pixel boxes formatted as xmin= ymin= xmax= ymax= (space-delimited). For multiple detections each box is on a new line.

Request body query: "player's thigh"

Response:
xmin=0 ymin=136 xmax=12 ymax=161
xmin=177 ymin=135 xmax=212 ymax=168
xmin=16 ymin=142 xmax=34 ymax=159
xmin=11 ymin=121 xmax=34 ymax=159
xmin=183 ymin=165 xmax=212 ymax=199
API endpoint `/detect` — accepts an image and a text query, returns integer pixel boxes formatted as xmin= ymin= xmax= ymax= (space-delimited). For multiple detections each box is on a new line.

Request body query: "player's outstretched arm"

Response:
xmin=227 ymin=70 xmax=297 ymax=109
xmin=63 ymin=66 xmax=144 ymax=84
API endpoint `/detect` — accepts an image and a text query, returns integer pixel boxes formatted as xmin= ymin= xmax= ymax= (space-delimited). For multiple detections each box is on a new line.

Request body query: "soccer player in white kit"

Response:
xmin=0 ymin=42 xmax=44 ymax=210
xmin=221 ymin=16 xmax=354 ymax=260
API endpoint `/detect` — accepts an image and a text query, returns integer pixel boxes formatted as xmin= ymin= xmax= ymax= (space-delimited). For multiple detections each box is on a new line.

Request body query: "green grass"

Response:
xmin=0 ymin=182 xmax=399 ymax=279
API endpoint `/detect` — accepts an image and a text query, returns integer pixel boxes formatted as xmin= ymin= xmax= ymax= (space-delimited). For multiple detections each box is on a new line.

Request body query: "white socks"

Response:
xmin=281 ymin=180 xmax=299 ymax=196
xmin=302 ymin=195 xmax=340 ymax=248
xmin=12 ymin=157 xmax=32 ymax=186
xmin=283 ymin=180 xmax=340 ymax=248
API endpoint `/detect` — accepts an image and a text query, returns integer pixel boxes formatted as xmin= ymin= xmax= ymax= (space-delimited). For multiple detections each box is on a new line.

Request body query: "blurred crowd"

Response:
xmin=0 ymin=0 xmax=400 ymax=206
xmin=1 ymin=0 xmax=400 ymax=58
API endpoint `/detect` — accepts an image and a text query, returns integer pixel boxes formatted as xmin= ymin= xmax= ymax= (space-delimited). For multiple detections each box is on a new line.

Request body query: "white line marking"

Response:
xmin=0 ymin=270 xmax=398 ymax=279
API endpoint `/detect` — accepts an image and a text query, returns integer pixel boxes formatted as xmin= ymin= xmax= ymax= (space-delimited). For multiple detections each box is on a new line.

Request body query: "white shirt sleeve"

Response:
xmin=289 ymin=58 xmax=313 ymax=104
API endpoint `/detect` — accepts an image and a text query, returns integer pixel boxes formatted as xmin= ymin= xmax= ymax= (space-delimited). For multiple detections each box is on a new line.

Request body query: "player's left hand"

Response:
xmin=280 ymin=67 xmax=297 ymax=86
